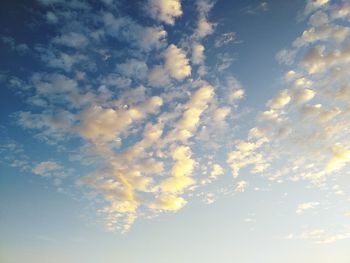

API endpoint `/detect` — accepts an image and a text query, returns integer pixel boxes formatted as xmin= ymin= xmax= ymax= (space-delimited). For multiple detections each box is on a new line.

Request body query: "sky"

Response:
xmin=1 ymin=0 xmax=350 ymax=262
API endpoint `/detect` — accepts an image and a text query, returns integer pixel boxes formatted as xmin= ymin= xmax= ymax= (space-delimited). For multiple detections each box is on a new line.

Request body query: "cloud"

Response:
xmin=195 ymin=0 xmax=215 ymax=38
xmin=292 ymin=88 xmax=316 ymax=104
xmin=326 ymin=144 xmax=350 ymax=172
xmin=196 ymin=18 xmax=214 ymax=38
xmin=192 ymin=42 xmax=205 ymax=65
xmin=116 ymin=59 xmax=149 ymax=81
xmin=276 ymin=48 xmax=297 ymax=65
xmin=46 ymin=11 xmax=58 ymax=24
xmin=296 ymin=202 xmax=320 ymax=213
xmin=301 ymin=43 xmax=350 ymax=74
xmin=53 ymin=32 xmax=89 ymax=48
xmin=177 ymin=85 xmax=214 ymax=132
xmin=286 ymin=227 xmax=350 ymax=244
xmin=235 ymin=180 xmax=248 ymax=192
xmin=164 ymin=44 xmax=191 ymax=80
xmin=32 ymin=161 xmax=62 ymax=177
xmin=149 ymin=195 xmax=187 ymax=211
xmin=147 ymin=0 xmax=182 ymax=25
xmin=103 ymin=13 xmax=167 ymax=51
xmin=293 ymin=24 xmax=349 ymax=47
xmin=1 ymin=36 xmax=29 ymax=54
xmin=148 ymin=65 xmax=171 ymax=87
xmin=242 ymin=2 xmax=269 ymax=15
xmin=210 ymin=164 xmax=224 ymax=178
xmin=7 ymin=0 xmax=350 ymax=235
xmin=267 ymin=90 xmax=291 ymax=109
xmin=304 ymin=0 xmax=329 ymax=15
xmin=214 ymin=32 xmax=237 ymax=48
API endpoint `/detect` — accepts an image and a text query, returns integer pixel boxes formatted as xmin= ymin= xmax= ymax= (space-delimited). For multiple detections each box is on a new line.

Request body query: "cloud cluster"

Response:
xmin=4 ymin=0 xmax=350 ymax=237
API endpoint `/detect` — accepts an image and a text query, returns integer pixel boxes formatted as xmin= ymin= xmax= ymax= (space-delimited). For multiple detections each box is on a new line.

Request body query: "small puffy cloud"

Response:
xmin=46 ymin=11 xmax=58 ymax=24
xmin=296 ymin=202 xmax=320 ymax=213
xmin=227 ymin=138 xmax=269 ymax=177
xmin=148 ymin=65 xmax=171 ymax=87
xmin=196 ymin=18 xmax=214 ymax=38
xmin=210 ymin=164 xmax=224 ymax=178
xmin=177 ymin=85 xmax=214 ymax=131
xmin=267 ymin=90 xmax=291 ymax=109
xmin=192 ymin=42 xmax=205 ymax=65
xmin=326 ymin=144 xmax=350 ymax=172
xmin=147 ymin=0 xmax=182 ymax=25
xmin=116 ymin=59 xmax=148 ymax=80
xmin=103 ymin=13 xmax=167 ymax=51
xmin=284 ymin=70 xmax=299 ymax=81
xmin=164 ymin=44 xmax=191 ymax=80
xmin=225 ymin=77 xmax=245 ymax=102
xmin=170 ymin=146 xmax=195 ymax=177
xmin=32 ymin=161 xmax=61 ymax=177
xmin=213 ymin=107 xmax=231 ymax=123
xmin=294 ymin=77 xmax=313 ymax=88
xmin=140 ymin=26 xmax=167 ymax=50
xmin=149 ymin=195 xmax=187 ymax=211
xmin=235 ymin=180 xmax=248 ymax=192
xmin=53 ymin=32 xmax=89 ymax=48
xmin=292 ymin=88 xmax=316 ymax=104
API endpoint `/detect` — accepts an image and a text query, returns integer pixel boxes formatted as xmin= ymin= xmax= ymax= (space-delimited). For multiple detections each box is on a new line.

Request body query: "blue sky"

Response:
xmin=1 ymin=0 xmax=350 ymax=262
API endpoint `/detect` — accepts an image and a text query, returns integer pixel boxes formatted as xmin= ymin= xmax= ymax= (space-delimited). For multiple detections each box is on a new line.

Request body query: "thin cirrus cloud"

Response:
xmin=1 ymin=0 xmax=350 ymax=241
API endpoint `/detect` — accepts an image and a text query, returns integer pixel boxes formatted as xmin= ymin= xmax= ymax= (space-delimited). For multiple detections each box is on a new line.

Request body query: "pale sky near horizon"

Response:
xmin=1 ymin=0 xmax=350 ymax=262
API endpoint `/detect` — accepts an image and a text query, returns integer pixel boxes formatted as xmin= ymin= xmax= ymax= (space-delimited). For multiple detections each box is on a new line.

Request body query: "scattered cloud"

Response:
xmin=147 ymin=0 xmax=183 ymax=25
xmin=296 ymin=202 xmax=320 ymax=214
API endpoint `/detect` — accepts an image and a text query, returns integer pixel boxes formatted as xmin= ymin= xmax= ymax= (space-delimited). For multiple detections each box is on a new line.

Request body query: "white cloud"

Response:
xmin=149 ymin=195 xmax=187 ymax=211
xmin=164 ymin=44 xmax=191 ymax=80
xmin=192 ymin=42 xmax=205 ymax=65
xmin=267 ymin=90 xmax=291 ymax=109
xmin=147 ymin=0 xmax=182 ymax=25
xmin=326 ymin=144 xmax=350 ymax=172
xmin=195 ymin=0 xmax=215 ymax=38
xmin=235 ymin=180 xmax=248 ymax=192
xmin=292 ymin=88 xmax=316 ymax=104
xmin=196 ymin=18 xmax=214 ymax=38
